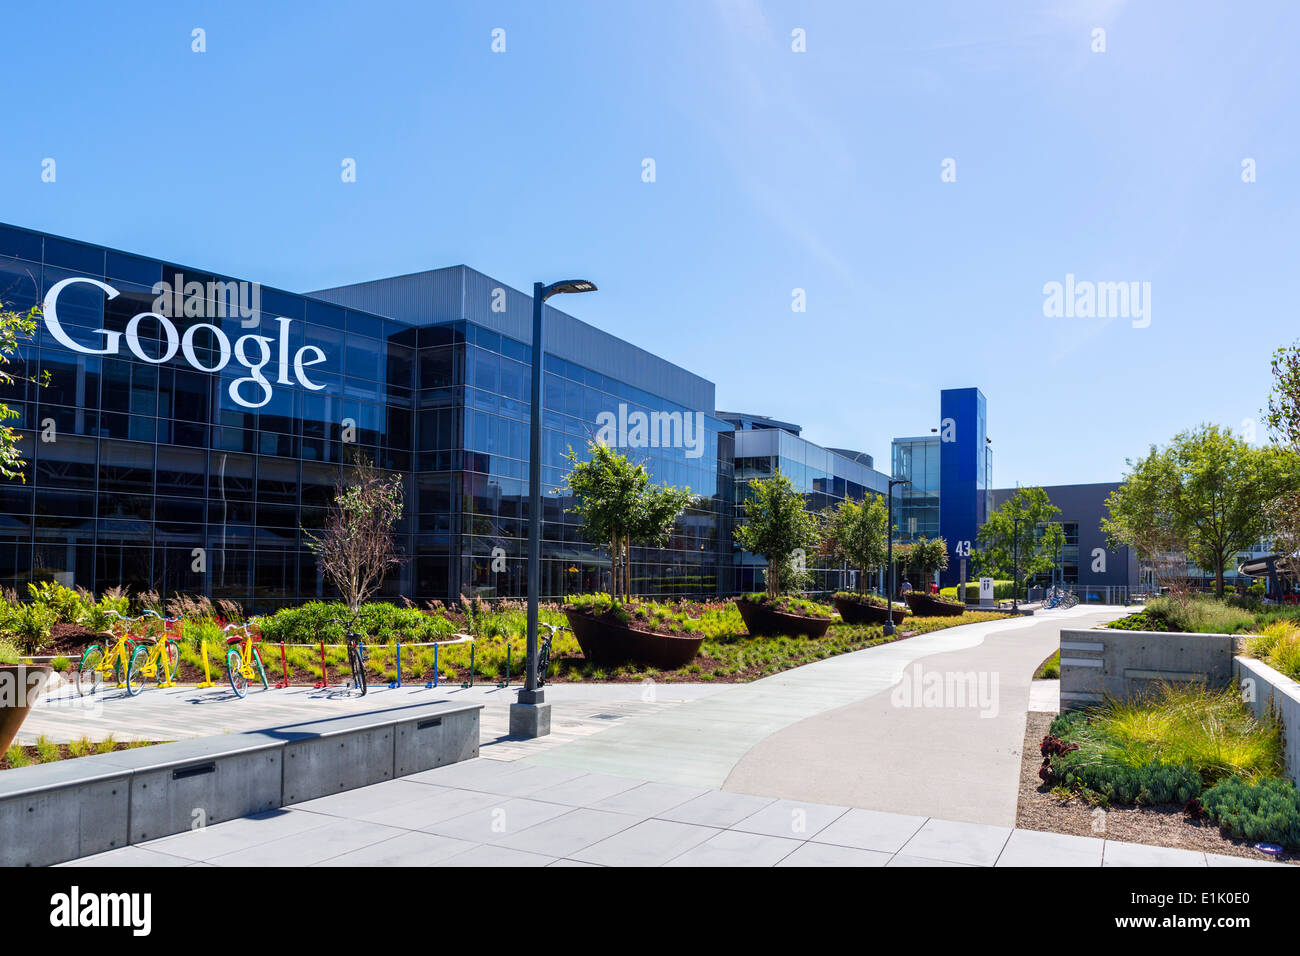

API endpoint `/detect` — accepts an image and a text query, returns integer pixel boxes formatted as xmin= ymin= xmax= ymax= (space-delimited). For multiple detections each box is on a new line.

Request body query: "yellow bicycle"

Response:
xmin=223 ymin=620 xmax=268 ymax=698
xmin=124 ymin=610 xmax=181 ymax=696
xmin=77 ymin=610 xmax=137 ymax=695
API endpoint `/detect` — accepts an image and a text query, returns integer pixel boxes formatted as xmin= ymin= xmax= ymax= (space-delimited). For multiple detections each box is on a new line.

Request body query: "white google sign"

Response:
xmin=42 ymin=277 xmax=328 ymax=409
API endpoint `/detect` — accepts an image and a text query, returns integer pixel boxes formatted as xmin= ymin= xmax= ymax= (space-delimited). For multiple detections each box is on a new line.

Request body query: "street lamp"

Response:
xmin=884 ymin=476 xmax=911 ymax=637
xmin=1012 ymin=512 xmax=1021 ymax=613
xmin=510 ymin=278 xmax=597 ymax=740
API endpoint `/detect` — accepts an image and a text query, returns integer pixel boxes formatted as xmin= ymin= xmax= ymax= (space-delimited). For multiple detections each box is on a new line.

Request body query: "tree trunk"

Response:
xmin=1216 ymin=556 xmax=1225 ymax=599
xmin=767 ymin=558 xmax=779 ymax=598
xmin=623 ymin=540 xmax=631 ymax=600
xmin=610 ymin=533 xmax=619 ymax=602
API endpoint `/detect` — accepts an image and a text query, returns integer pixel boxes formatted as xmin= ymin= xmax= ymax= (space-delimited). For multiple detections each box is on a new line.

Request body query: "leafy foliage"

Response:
xmin=1103 ymin=425 xmax=1298 ymax=596
xmin=819 ymin=495 xmax=888 ymax=591
xmin=562 ymin=442 xmax=695 ymax=602
xmin=974 ymin=487 xmax=1062 ymax=585
xmin=734 ymin=471 xmax=820 ymax=598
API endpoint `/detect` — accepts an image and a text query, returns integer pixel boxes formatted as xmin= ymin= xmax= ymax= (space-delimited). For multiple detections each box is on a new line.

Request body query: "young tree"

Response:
xmin=562 ymin=442 xmax=695 ymax=602
xmin=304 ymin=454 xmax=406 ymax=612
xmin=1265 ymin=341 xmax=1300 ymax=588
xmin=734 ymin=471 xmax=820 ymax=598
xmin=820 ymin=495 xmax=889 ymax=593
xmin=906 ymin=536 xmax=950 ymax=588
xmin=1102 ymin=425 xmax=1294 ymax=597
xmin=975 ymin=487 xmax=1063 ymax=589
xmin=0 ymin=300 xmax=49 ymax=481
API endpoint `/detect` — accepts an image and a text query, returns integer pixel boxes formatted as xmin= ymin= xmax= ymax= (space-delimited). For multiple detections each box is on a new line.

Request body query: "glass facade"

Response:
xmin=891 ymin=437 xmax=940 ymax=543
xmin=0 ymin=225 xmax=734 ymax=609
xmin=732 ymin=427 xmax=889 ymax=593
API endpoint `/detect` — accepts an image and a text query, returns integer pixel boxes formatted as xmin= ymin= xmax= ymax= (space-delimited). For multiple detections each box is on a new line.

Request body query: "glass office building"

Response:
xmin=726 ymin=416 xmax=890 ymax=593
xmin=0 ymin=224 xmax=733 ymax=609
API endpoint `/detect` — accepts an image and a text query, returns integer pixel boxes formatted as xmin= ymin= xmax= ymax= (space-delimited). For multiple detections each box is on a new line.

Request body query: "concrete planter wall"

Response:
xmin=0 ymin=699 xmax=481 ymax=867
xmin=1234 ymin=655 xmax=1300 ymax=790
xmin=1058 ymin=628 xmax=1238 ymax=709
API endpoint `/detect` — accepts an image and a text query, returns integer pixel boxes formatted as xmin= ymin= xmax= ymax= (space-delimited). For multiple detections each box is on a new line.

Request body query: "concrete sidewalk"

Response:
xmin=724 ymin=608 xmax=1111 ymax=825
xmin=63 ymin=758 xmax=1280 ymax=868
xmin=521 ymin=607 xmax=1122 ymax=804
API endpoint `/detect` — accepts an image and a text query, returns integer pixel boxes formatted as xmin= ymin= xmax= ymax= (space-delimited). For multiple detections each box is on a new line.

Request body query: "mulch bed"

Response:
xmin=1016 ymin=711 xmax=1296 ymax=864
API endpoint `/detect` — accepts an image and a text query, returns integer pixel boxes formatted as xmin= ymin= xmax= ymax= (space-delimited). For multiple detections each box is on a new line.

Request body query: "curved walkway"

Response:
xmin=524 ymin=606 xmax=1126 ymax=819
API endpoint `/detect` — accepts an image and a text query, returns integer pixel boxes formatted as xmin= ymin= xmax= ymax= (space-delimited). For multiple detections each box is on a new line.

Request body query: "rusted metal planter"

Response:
xmin=735 ymin=600 xmax=833 ymax=638
xmin=0 ymin=664 xmax=53 ymax=754
xmin=833 ymin=596 xmax=907 ymax=626
xmin=564 ymin=609 xmax=704 ymax=670
xmin=904 ymin=592 xmax=965 ymax=617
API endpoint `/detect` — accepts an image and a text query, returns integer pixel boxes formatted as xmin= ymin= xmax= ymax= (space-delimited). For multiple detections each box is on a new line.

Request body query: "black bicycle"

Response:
xmin=536 ymin=621 xmax=568 ymax=686
xmin=325 ymin=616 xmax=368 ymax=696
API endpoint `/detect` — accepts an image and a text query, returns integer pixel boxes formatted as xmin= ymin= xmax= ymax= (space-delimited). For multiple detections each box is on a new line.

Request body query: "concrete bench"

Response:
xmin=0 ymin=699 xmax=481 ymax=866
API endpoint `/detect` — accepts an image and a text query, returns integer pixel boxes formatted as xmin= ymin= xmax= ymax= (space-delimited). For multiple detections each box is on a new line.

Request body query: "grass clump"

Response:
xmin=1107 ymin=596 xmax=1255 ymax=635
xmin=1201 ymin=777 xmax=1300 ymax=849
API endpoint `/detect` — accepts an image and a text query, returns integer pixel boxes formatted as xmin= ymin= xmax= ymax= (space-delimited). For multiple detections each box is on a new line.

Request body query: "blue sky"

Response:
xmin=3 ymin=0 xmax=1296 ymax=486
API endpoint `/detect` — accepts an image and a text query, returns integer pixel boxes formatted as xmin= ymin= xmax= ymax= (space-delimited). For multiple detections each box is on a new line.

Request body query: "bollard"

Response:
xmin=497 ymin=643 xmax=510 ymax=689
xmin=197 ymin=641 xmax=215 ymax=688
xmin=427 ymin=643 xmax=438 ymax=689
xmin=278 ymin=642 xmax=289 ymax=689
xmin=461 ymin=643 xmax=475 ymax=689
xmin=391 ymin=641 xmax=402 ymax=689
xmin=317 ymin=641 xmax=328 ymax=689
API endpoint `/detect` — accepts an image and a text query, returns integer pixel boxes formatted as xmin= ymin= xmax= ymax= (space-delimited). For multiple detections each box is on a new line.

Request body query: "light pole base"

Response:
xmin=510 ymin=692 xmax=551 ymax=738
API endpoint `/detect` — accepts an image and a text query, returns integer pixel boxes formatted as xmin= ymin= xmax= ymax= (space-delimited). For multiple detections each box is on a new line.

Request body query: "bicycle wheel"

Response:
xmin=537 ymin=640 xmax=552 ymax=686
xmin=125 ymin=644 xmax=150 ymax=697
xmin=252 ymin=647 xmax=269 ymax=691
xmin=349 ymin=643 xmax=367 ymax=696
xmin=77 ymin=644 xmax=104 ymax=696
xmin=227 ymin=648 xmax=248 ymax=698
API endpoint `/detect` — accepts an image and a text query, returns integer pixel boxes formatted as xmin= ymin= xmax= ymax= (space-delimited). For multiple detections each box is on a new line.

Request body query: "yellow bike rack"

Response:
xmin=196 ymin=642 xmax=216 ymax=689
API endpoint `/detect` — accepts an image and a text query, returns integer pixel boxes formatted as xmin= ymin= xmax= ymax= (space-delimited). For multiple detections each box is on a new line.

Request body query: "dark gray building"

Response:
xmin=991 ymin=482 xmax=1138 ymax=596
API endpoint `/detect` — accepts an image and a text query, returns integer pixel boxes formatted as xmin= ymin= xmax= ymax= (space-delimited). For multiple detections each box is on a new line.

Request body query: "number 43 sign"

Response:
xmin=953 ymin=540 xmax=972 ymax=557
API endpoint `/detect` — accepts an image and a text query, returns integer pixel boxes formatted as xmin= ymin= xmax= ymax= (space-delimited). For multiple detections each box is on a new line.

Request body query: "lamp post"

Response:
xmin=509 ymin=278 xmax=597 ymax=740
xmin=1012 ymin=512 xmax=1021 ymax=613
xmin=884 ymin=476 xmax=911 ymax=637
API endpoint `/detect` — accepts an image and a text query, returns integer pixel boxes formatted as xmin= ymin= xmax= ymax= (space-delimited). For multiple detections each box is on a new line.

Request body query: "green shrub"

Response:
xmin=0 ymin=602 xmax=58 ymax=655
xmin=939 ymin=580 xmax=1016 ymax=602
xmin=258 ymin=601 xmax=453 ymax=646
xmin=1050 ymin=750 xmax=1202 ymax=805
xmin=78 ymin=593 xmax=131 ymax=632
xmin=0 ymin=639 xmax=18 ymax=665
xmin=5 ymin=744 xmax=30 ymax=768
xmin=26 ymin=581 xmax=88 ymax=623
xmin=34 ymin=735 xmax=59 ymax=763
xmin=1202 ymin=777 xmax=1300 ymax=849
xmin=50 ymin=655 xmax=70 ymax=672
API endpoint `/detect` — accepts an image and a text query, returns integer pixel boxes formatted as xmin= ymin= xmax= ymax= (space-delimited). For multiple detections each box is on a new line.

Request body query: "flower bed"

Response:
xmin=831 ymin=592 xmax=906 ymax=626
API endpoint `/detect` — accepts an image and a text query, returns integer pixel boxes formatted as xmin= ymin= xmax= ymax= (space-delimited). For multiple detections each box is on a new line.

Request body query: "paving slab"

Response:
xmin=665 ymin=829 xmax=803 ymax=867
xmin=207 ymin=817 xmax=408 ymax=867
xmin=313 ymin=831 xmax=476 ymax=866
xmin=496 ymin=807 xmax=643 ymax=858
xmin=139 ymin=808 xmax=330 ymax=862
xmin=731 ymin=798 xmax=849 ymax=840
xmin=995 ymin=828 xmax=1104 ymax=867
xmin=59 ymin=845 xmax=196 ymax=867
xmin=571 ymin=818 xmax=721 ymax=867
xmin=777 ymin=841 xmax=893 ymax=867
xmin=659 ymin=790 xmax=776 ymax=828
xmin=435 ymin=844 xmax=556 ymax=867
xmin=811 ymin=808 xmax=929 ymax=854
xmin=588 ymin=781 xmax=707 ymax=817
xmin=1102 ymin=841 xmax=1207 ymax=867
xmin=898 ymin=818 xmax=1012 ymax=867
xmin=524 ymin=772 xmax=645 ymax=807
xmin=422 ymin=796 xmax=574 ymax=844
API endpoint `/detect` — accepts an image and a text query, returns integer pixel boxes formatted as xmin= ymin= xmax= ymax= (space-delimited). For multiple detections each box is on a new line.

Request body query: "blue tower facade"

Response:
xmin=936 ymin=387 xmax=991 ymax=588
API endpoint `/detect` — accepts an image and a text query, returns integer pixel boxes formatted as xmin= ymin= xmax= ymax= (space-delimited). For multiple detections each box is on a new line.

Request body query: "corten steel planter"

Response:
xmin=904 ymin=592 xmax=965 ymax=617
xmin=564 ymin=609 xmax=704 ymax=670
xmin=0 ymin=664 xmax=53 ymax=754
xmin=833 ymin=596 xmax=906 ymax=627
xmin=736 ymin=600 xmax=833 ymax=638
